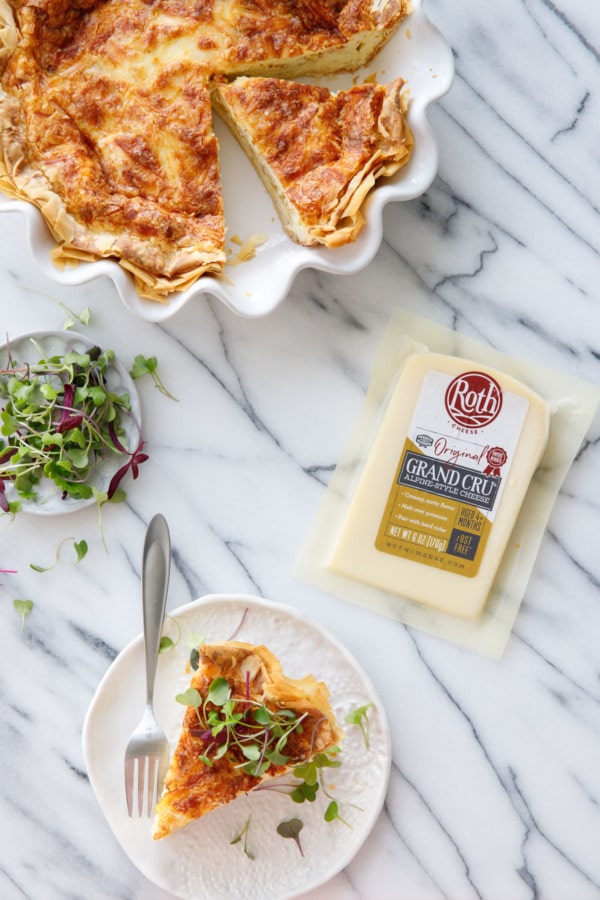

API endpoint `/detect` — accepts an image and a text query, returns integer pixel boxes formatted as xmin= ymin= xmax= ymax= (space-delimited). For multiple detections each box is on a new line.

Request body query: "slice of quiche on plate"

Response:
xmin=153 ymin=640 xmax=344 ymax=840
xmin=212 ymin=75 xmax=414 ymax=248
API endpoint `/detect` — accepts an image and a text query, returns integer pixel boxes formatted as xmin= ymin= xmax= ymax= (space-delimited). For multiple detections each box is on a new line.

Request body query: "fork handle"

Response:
xmin=142 ymin=513 xmax=171 ymax=705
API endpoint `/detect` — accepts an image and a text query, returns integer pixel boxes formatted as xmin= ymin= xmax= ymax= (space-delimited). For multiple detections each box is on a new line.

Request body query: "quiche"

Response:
xmin=0 ymin=0 xmax=412 ymax=300
xmin=153 ymin=641 xmax=343 ymax=840
xmin=213 ymin=76 xmax=413 ymax=247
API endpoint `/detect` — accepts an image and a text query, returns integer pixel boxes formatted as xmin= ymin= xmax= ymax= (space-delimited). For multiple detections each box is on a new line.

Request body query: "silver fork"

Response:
xmin=124 ymin=513 xmax=172 ymax=817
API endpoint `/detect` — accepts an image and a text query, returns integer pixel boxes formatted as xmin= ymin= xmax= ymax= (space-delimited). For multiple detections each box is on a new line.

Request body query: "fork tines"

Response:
xmin=125 ymin=755 xmax=163 ymax=818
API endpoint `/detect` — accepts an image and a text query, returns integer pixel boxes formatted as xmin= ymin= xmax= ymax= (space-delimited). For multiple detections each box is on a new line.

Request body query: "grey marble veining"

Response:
xmin=1 ymin=1 xmax=600 ymax=898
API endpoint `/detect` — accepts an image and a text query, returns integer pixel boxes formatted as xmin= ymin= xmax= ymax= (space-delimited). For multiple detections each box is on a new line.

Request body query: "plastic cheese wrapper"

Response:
xmin=294 ymin=310 xmax=600 ymax=658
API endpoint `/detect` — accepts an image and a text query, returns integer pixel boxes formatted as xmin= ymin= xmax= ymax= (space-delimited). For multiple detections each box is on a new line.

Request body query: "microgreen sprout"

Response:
xmin=187 ymin=631 xmax=206 ymax=670
xmin=0 ymin=567 xmax=17 ymax=574
xmin=158 ymin=615 xmax=182 ymax=654
xmin=29 ymin=537 xmax=88 ymax=572
xmin=130 ymin=355 xmax=178 ymax=401
xmin=59 ymin=302 xmax=91 ymax=330
xmin=230 ymin=816 xmax=255 ymax=860
xmin=276 ymin=818 xmax=304 ymax=856
xmin=176 ymin=675 xmax=308 ymax=777
xmin=13 ymin=598 xmax=33 ymax=631
xmin=226 ymin=606 xmax=248 ymax=641
xmin=289 ymin=748 xmax=344 ymax=815
xmin=324 ymin=800 xmax=351 ymax=828
xmin=344 ymin=703 xmax=375 ymax=750
xmin=159 ymin=636 xmax=176 ymax=653
xmin=0 ymin=341 xmax=147 ymax=512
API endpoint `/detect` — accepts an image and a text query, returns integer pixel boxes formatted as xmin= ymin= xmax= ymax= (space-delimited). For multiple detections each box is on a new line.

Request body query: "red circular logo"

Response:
xmin=444 ymin=371 xmax=503 ymax=429
xmin=486 ymin=446 xmax=507 ymax=468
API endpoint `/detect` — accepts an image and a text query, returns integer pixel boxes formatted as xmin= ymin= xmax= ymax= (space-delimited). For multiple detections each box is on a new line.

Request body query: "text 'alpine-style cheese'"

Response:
xmin=328 ymin=353 xmax=551 ymax=619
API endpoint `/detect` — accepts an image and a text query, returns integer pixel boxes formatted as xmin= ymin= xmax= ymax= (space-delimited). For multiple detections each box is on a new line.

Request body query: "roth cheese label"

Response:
xmin=374 ymin=368 xmax=529 ymax=578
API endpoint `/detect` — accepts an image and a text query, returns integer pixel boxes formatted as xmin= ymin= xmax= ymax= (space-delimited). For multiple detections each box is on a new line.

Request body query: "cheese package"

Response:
xmin=328 ymin=353 xmax=550 ymax=619
xmin=295 ymin=311 xmax=600 ymax=657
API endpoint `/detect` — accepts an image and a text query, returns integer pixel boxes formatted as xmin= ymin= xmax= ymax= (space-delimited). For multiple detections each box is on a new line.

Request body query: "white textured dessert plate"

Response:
xmin=0 ymin=330 xmax=141 ymax=515
xmin=0 ymin=0 xmax=454 ymax=322
xmin=82 ymin=594 xmax=392 ymax=900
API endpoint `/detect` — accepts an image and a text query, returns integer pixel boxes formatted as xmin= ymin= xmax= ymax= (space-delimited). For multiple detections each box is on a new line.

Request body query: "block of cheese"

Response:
xmin=328 ymin=353 xmax=551 ymax=619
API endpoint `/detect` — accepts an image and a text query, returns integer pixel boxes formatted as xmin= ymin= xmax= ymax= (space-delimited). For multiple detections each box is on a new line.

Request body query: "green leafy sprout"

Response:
xmin=13 ymin=598 xmax=33 ymax=631
xmin=30 ymin=537 xmax=88 ymax=572
xmin=130 ymin=355 xmax=178 ymax=402
xmin=344 ymin=702 xmax=375 ymax=750
xmin=158 ymin=614 xmax=183 ymax=654
xmin=176 ymin=676 xmax=309 ymax=776
xmin=59 ymin=302 xmax=92 ymax=330
xmin=230 ymin=815 xmax=255 ymax=861
xmin=0 ymin=340 xmax=147 ymax=513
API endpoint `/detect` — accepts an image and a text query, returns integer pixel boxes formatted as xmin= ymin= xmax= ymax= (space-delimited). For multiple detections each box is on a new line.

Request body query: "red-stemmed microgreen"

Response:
xmin=13 ymin=598 xmax=33 ymax=631
xmin=130 ymin=355 xmax=178 ymax=401
xmin=106 ymin=421 xmax=148 ymax=499
xmin=230 ymin=815 xmax=255 ymax=860
xmin=276 ymin=818 xmax=304 ymax=856
xmin=226 ymin=606 xmax=248 ymax=641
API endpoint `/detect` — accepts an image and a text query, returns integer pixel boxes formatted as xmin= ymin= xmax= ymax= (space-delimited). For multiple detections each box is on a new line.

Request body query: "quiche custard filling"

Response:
xmin=0 ymin=0 xmax=411 ymax=299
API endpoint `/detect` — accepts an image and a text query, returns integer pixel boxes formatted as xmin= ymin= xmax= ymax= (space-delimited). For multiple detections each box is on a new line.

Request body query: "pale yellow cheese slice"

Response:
xmin=328 ymin=353 xmax=551 ymax=619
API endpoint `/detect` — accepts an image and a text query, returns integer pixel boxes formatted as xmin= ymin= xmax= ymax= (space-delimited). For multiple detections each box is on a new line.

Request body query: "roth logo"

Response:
xmin=444 ymin=371 xmax=503 ymax=428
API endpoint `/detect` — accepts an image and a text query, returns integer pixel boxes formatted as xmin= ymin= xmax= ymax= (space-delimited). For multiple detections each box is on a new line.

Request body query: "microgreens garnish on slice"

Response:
xmin=289 ymin=748 xmax=344 ymax=817
xmin=30 ymin=536 xmax=88 ymax=572
xmin=0 ymin=341 xmax=146 ymax=512
xmin=230 ymin=816 xmax=255 ymax=861
xmin=13 ymin=598 xmax=33 ymax=631
xmin=130 ymin=355 xmax=178 ymax=401
xmin=176 ymin=675 xmax=307 ymax=776
xmin=344 ymin=702 xmax=375 ymax=750
xmin=187 ymin=631 xmax=206 ymax=670
xmin=276 ymin=818 xmax=304 ymax=856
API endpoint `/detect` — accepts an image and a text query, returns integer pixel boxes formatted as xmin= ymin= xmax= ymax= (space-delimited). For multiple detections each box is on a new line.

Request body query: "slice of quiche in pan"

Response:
xmin=212 ymin=75 xmax=414 ymax=248
xmin=153 ymin=641 xmax=343 ymax=840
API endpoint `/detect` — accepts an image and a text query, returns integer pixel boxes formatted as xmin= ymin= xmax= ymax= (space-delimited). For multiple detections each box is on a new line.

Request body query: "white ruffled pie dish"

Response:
xmin=0 ymin=0 xmax=454 ymax=321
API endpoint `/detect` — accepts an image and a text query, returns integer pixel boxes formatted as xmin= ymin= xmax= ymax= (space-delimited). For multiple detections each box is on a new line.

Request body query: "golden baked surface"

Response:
xmin=213 ymin=76 xmax=413 ymax=247
xmin=0 ymin=0 xmax=411 ymax=300
xmin=152 ymin=641 xmax=343 ymax=840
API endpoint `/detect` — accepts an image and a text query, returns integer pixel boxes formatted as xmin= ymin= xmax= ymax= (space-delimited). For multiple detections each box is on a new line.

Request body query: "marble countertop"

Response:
xmin=1 ymin=1 xmax=599 ymax=898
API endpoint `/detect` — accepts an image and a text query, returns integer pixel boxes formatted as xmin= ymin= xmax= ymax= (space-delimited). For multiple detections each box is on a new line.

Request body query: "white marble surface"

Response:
xmin=1 ymin=1 xmax=600 ymax=898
